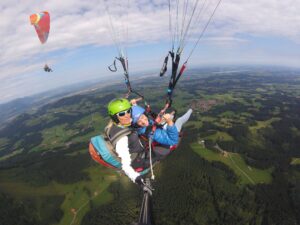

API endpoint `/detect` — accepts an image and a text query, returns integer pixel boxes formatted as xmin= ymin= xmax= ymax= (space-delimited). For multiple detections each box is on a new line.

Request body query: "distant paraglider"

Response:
xmin=29 ymin=11 xmax=52 ymax=72
xmin=30 ymin=11 xmax=50 ymax=44
xmin=44 ymin=64 xmax=53 ymax=72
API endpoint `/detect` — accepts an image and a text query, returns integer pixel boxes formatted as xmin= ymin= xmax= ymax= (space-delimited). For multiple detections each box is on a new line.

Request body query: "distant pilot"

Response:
xmin=44 ymin=64 xmax=53 ymax=72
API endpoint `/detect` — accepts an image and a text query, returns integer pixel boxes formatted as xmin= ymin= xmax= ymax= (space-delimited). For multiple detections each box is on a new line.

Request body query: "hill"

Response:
xmin=0 ymin=67 xmax=299 ymax=225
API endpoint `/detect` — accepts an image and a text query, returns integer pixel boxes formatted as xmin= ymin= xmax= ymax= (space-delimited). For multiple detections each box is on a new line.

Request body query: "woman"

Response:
xmin=106 ymin=98 xmax=145 ymax=183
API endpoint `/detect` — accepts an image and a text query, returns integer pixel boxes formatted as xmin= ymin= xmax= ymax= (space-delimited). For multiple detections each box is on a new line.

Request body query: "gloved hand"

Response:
xmin=135 ymin=176 xmax=145 ymax=186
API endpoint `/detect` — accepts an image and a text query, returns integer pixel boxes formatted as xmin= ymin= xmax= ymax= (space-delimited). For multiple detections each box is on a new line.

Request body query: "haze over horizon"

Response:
xmin=1 ymin=0 xmax=300 ymax=104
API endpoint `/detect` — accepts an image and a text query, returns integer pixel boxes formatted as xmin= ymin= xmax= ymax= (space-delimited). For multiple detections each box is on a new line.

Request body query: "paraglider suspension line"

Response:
xmin=148 ymin=138 xmax=155 ymax=180
xmin=186 ymin=0 xmax=223 ymax=62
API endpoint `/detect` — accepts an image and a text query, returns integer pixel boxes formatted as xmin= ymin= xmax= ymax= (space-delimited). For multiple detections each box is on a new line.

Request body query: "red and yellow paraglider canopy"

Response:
xmin=30 ymin=11 xmax=50 ymax=44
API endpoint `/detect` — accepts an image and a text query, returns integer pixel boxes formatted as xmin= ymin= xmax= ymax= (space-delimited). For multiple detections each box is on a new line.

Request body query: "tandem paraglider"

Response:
xmin=89 ymin=0 xmax=222 ymax=224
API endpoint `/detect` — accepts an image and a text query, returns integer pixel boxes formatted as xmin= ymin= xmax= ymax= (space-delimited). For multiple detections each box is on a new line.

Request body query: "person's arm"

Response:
xmin=130 ymin=98 xmax=142 ymax=106
xmin=153 ymin=125 xmax=179 ymax=146
xmin=137 ymin=127 xmax=147 ymax=135
xmin=115 ymin=136 xmax=140 ymax=183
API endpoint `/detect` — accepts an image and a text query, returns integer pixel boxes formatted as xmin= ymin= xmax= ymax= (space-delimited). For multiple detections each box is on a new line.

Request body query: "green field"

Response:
xmin=191 ymin=143 xmax=273 ymax=185
xmin=249 ymin=118 xmax=281 ymax=133
xmin=0 ymin=148 xmax=23 ymax=161
xmin=25 ymin=114 xmax=57 ymax=127
xmin=247 ymin=118 xmax=282 ymax=148
xmin=0 ymin=165 xmax=118 ymax=225
xmin=291 ymin=158 xmax=300 ymax=165
xmin=204 ymin=131 xmax=234 ymax=142
xmin=0 ymin=137 xmax=9 ymax=151
xmin=201 ymin=93 xmax=234 ymax=103
xmin=29 ymin=113 xmax=106 ymax=153
xmin=291 ymin=126 xmax=300 ymax=137
xmin=58 ymin=166 xmax=117 ymax=225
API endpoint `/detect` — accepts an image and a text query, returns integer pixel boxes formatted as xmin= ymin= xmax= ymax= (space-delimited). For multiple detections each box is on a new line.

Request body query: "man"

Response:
xmin=107 ymin=98 xmax=145 ymax=184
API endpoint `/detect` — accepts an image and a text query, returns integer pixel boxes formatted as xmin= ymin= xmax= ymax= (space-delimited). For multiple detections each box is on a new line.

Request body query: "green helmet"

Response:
xmin=107 ymin=98 xmax=131 ymax=116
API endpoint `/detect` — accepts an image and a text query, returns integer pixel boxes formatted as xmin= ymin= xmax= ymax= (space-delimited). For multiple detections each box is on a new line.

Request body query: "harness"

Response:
xmin=141 ymin=123 xmax=179 ymax=149
xmin=89 ymin=121 xmax=150 ymax=175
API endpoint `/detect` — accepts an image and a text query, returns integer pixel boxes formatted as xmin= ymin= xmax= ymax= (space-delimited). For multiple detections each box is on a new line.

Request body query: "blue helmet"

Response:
xmin=131 ymin=105 xmax=145 ymax=124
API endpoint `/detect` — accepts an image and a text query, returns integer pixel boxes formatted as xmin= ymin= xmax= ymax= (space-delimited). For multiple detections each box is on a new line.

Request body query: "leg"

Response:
xmin=175 ymin=109 xmax=193 ymax=132
xmin=153 ymin=146 xmax=171 ymax=160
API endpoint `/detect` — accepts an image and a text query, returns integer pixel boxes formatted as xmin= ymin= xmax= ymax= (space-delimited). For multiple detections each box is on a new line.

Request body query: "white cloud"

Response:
xmin=0 ymin=0 xmax=300 ymax=103
xmin=215 ymin=0 xmax=300 ymax=41
xmin=1 ymin=0 xmax=299 ymax=70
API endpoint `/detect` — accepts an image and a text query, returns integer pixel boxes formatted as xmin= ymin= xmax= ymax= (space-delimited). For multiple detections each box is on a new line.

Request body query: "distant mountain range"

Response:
xmin=0 ymin=69 xmax=161 ymax=128
xmin=1 ymin=65 xmax=298 ymax=129
xmin=0 ymin=79 xmax=112 ymax=128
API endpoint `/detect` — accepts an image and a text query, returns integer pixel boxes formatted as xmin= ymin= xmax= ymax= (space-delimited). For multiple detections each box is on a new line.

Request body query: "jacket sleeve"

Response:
xmin=137 ymin=127 xmax=146 ymax=135
xmin=153 ymin=125 xmax=179 ymax=146
xmin=115 ymin=136 xmax=140 ymax=183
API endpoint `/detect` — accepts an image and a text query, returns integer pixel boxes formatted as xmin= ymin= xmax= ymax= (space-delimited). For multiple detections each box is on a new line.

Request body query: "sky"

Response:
xmin=1 ymin=0 xmax=300 ymax=104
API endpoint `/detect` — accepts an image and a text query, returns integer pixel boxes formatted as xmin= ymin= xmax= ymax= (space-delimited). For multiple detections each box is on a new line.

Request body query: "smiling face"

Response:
xmin=137 ymin=114 xmax=149 ymax=127
xmin=116 ymin=109 xmax=132 ymax=126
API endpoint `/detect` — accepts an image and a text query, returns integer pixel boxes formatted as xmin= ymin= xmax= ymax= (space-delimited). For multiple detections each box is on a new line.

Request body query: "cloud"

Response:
xmin=0 ymin=0 xmax=300 ymax=103
xmin=1 ymin=0 xmax=299 ymax=71
xmin=215 ymin=0 xmax=300 ymax=41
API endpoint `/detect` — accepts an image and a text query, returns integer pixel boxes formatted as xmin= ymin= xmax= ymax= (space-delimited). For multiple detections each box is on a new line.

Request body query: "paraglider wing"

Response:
xmin=30 ymin=11 xmax=50 ymax=44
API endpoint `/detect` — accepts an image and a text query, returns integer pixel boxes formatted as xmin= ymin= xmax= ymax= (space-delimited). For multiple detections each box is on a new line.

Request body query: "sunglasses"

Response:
xmin=116 ymin=108 xmax=131 ymax=117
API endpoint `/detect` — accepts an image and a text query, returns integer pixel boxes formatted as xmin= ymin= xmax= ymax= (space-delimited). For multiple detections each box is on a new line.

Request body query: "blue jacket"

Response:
xmin=137 ymin=120 xmax=179 ymax=146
